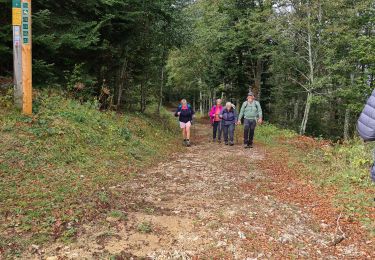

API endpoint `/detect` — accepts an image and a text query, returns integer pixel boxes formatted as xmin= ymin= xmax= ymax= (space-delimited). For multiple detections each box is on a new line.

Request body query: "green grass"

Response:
xmin=0 ymin=92 xmax=179 ymax=257
xmin=256 ymin=123 xmax=375 ymax=236
xmin=137 ymin=221 xmax=153 ymax=233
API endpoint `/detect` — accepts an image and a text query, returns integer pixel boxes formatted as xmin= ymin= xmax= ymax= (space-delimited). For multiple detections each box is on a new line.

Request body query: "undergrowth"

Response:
xmin=257 ymin=123 xmax=375 ymax=236
xmin=0 ymin=92 xmax=179 ymax=257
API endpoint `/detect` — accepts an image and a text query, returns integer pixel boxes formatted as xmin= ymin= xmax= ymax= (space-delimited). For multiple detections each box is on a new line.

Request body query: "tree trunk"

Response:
xmin=140 ymin=81 xmax=146 ymax=113
xmin=300 ymin=92 xmax=313 ymax=135
xmin=254 ymin=58 xmax=263 ymax=100
xmin=157 ymin=66 xmax=164 ymax=114
xmin=199 ymin=90 xmax=203 ymax=116
xmin=117 ymin=59 xmax=128 ymax=111
xmin=209 ymin=91 xmax=212 ymax=110
xmin=293 ymin=99 xmax=300 ymax=121
xmin=300 ymin=4 xmax=314 ymax=136
xmin=344 ymin=108 xmax=350 ymax=141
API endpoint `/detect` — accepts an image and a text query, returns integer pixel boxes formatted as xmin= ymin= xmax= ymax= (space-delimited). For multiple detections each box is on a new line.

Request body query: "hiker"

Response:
xmin=357 ymin=89 xmax=375 ymax=183
xmin=220 ymin=102 xmax=237 ymax=146
xmin=237 ymin=91 xmax=263 ymax=148
xmin=175 ymin=99 xmax=195 ymax=147
xmin=209 ymin=99 xmax=223 ymax=143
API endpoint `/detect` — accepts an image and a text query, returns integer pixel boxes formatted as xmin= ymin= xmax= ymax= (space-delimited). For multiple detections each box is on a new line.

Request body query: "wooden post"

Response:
xmin=22 ymin=0 xmax=32 ymax=115
xmin=12 ymin=0 xmax=22 ymax=108
xmin=13 ymin=0 xmax=32 ymax=115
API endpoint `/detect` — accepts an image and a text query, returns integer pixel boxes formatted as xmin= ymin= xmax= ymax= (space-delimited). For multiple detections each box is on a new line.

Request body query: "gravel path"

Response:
xmin=26 ymin=122 xmax=374 ymax=259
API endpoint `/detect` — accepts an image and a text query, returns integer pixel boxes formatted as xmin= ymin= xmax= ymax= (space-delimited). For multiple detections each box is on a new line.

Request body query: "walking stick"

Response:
xmin=192 ymin=119 xmax=196 ymax=146
xmin=235 ymin=125 xmax=239 ymax=145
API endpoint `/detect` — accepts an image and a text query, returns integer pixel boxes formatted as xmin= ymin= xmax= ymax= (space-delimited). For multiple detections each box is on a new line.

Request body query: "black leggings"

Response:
xmin=244 ymin=119 xmax=257 ymax=145
xmin=213 ymin=121 xmax=222 ymax=140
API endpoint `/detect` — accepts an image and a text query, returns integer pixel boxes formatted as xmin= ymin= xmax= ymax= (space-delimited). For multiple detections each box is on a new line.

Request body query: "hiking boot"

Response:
xmin=244 ymin=144 xmax=250 ymax=149
xmin=212 ymin=138 xmax=216 ymax=143
xmin=183 ymin=139 xmax=187 ymax=146
xmin=249 ymin=143 xmax=253 ymax=148
xmin=186 ymin=140 xmax=191 ymax=147
xmin=229 ymin=142 xmax=234 ymax=146
xmin=225 ymin=142 xmax=229 ymax=145
xmin=218 ymin=139 xmax=222 ymax=144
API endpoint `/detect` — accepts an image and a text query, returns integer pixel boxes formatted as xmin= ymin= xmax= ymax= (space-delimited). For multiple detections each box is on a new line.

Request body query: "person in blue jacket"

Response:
xmin=357 ymin=89 xmax=375 ymax=183
xmin=220 ymin=102 xmax=237 ymax=146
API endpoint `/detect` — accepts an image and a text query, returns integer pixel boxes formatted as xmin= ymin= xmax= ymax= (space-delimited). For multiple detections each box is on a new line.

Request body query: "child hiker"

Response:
xmin=209 ymin=99 xmax=223 ymax=143
xmin=175 ymin=99 xmax=195 ymax=147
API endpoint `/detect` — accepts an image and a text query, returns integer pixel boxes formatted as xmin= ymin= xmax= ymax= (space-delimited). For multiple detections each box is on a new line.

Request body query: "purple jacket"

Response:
xmin=358 ymin=89 xmax=375 ymax=141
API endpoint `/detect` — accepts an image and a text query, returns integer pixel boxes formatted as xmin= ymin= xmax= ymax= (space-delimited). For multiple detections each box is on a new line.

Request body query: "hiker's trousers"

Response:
xmin=244 ymin=119 xmax=257 ymax=145
xmin=213 ymin=121 xmax=222 ymax=140
xmin=223 ymin=124 xmax=235 ymax=143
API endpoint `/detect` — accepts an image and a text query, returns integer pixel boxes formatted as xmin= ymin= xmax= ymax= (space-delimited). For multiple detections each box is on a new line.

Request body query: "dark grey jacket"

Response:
xmin=358 ymin=89 xmax=375 ymax=142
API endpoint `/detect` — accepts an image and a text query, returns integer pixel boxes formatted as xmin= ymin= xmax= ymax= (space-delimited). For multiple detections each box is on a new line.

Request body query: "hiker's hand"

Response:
xmin=178 ymin=112 xmax=181 ymax=116
xmin=237 ymin=120 xmax=241 ymax=125
xmin=258 ymin=118 xmax=263 ymax=124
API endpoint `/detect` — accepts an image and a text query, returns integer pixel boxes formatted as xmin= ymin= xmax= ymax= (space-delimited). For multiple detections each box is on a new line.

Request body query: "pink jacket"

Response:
xmin=209 ymin=105 xmax=223 ymax=123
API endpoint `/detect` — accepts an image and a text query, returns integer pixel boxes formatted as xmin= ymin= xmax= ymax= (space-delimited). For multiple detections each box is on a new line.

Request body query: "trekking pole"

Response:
xmin=192 ymin=119 xmax=196 ymax=146
xmin=235 ymin=125 xmax=239 ymax=145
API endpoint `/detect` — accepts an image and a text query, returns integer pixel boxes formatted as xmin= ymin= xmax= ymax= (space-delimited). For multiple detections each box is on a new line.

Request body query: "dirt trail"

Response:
xmin=27 ymin=122 xmax=374 ymax=259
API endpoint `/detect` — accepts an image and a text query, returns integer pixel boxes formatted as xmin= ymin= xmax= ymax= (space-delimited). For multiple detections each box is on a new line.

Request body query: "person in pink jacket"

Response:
xmin=209 ymin=99 xmax=223 ymax=143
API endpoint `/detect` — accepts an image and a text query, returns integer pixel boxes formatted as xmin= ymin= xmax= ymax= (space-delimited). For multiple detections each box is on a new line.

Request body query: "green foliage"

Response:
xmin=0 ymin=93 xmax=179 ymax=257
xmin=165 ymin=0 xmax=374 ymax=139
xmin=0 ymin=87 xmax=13 ymax=108
xmin=137 ymin=221 xmax=153 ymax=234
xmin=108 ymin=210 xmax=127 ymax=221
xmin=257 ymin=123 xmax=375 ymax=235
xmin=1 ymin=0 xmax=189 ymax=112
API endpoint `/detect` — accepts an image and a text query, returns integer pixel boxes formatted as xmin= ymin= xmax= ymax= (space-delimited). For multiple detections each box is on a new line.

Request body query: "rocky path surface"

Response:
xmin=27 ymin=122 xmax=374 ymax=259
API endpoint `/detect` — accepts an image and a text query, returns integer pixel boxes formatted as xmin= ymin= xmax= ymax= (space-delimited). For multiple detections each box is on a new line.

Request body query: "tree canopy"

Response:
xmin=0 ymin=0 xmax=374 ymax=139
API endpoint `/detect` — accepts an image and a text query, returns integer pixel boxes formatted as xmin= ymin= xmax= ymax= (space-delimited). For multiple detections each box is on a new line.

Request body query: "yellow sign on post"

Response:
xmin=12 ymin=8 xmax=22 ymax=25
xmin=21 ymin=0 xmax=32 ymax=115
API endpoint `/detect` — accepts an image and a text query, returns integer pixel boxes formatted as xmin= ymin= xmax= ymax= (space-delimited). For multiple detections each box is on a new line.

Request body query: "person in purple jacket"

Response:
xmin=220 ymin=102 xmax=237 ymax=146
xmin=357 ymin=89 xmax=375 ymax=183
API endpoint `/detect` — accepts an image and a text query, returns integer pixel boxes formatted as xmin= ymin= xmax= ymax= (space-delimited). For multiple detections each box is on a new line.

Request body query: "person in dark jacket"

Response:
xmin=220 ymin=102 xmax=237 ymax=146
xmin=175 ymin=99 xmax=195 ymax=147
xmin=357 ymin=89 xmax=375 ymax=183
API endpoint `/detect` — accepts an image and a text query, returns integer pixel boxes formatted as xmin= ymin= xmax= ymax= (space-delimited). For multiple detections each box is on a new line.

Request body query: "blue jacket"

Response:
xmin=220 ymin=108 xmax=237 ymax=126
xmin=358 ymin=89 xmax=375 ymax=141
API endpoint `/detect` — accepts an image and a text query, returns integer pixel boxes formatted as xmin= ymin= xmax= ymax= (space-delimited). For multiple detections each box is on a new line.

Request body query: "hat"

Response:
xmin=247 ymin=91 xmax=254 ymax=96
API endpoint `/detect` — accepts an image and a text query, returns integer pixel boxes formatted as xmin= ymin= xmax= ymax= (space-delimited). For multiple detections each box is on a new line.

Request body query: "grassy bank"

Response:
xmin=256 ymin=123 xmax=375 ymax=237
xmin=0 ymin=93 xmax=180 ymax=257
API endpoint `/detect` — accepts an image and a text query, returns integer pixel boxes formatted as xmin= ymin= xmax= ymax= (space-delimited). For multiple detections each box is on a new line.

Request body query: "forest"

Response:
xmin=1 ymin=0 xmax=374 ymax=139
xmin=1 ymin=1 xmax=375 ymax=258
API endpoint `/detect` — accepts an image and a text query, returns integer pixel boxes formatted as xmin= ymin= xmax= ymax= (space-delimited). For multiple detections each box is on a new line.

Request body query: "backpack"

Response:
xmin=178 ymin=103 xmax=192 ymax=110
xmin=176 ymin=103 xmax=193 ymax=124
